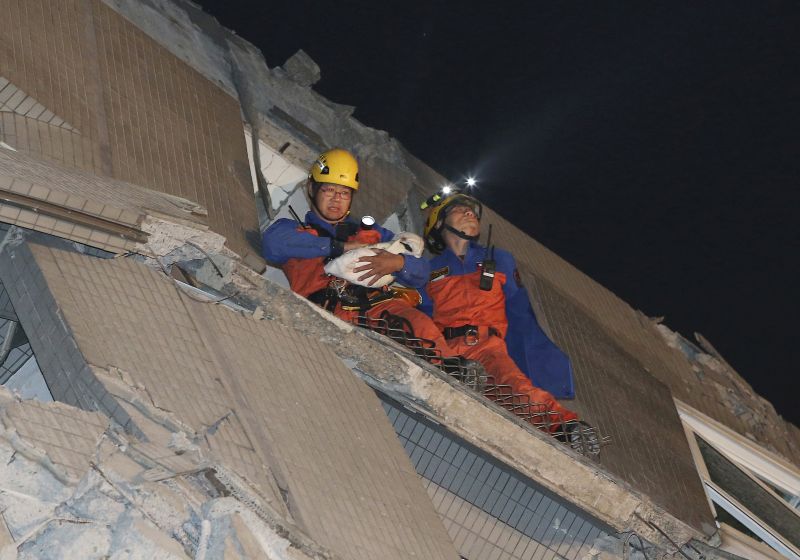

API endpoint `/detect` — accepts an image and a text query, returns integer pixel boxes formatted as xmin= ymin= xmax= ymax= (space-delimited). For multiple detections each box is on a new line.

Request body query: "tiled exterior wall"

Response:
xmin=192 ymin=301 xmax=459 ymax=560
xmin=383 ymin=397 xmax=611 ymax=560
xmin=0 ymin=149 xmax=217 ymax=253
xmin=0 ymin=241 xmax=460 ymax=560
xmin=523 ymin=271 xmax=714 ymax=532
xmin=481 ymin=205 xmax=800 ymax=465
xmin=9 ymin=243 xmax=289 ymax=501
xmin=0 ymin=0 xmax=258 ymax=259
xmin=0 ymin=0 xmax=107 ymax=172
xmin=2 ymin=398 xmax=108 ymax=480
xmin=0 ymin=148 xmax=197 ymax=223
xmin=0 ymin=78 xmax=78 ymax=131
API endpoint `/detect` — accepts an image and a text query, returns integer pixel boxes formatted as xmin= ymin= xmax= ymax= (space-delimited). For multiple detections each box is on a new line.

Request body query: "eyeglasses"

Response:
xmin=318 ymin=185 xmax=353 ymax=200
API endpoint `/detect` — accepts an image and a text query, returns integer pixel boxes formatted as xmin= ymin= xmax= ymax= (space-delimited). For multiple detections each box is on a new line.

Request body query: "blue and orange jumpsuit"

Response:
xmin=262 ymin=211 xmax=453 ymax=356
xmin=422 ymin=242 xmax=578 ymax=427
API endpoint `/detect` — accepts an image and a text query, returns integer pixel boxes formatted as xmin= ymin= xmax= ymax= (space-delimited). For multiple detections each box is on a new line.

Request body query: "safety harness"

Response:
xmin=443 ymin=325 xmax=501 ymax=345
xmin=308 ymin=280 xmax=404 ymax=313
xmin=303 ymin=220 xmax=421 ymax=313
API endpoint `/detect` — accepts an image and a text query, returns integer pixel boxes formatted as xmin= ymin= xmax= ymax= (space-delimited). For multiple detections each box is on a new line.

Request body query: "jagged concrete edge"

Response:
xmin=222 ymin=260 xmax=712 ymax=549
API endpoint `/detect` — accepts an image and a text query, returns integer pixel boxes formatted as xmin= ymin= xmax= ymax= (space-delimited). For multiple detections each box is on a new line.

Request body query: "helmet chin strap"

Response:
xmin=443 ymin=223 xmax=479 ymax=241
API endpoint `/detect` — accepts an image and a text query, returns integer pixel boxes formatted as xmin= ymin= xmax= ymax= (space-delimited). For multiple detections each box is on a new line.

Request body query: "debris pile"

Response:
xmin=0 ymin=386 xmax=334 ymax=560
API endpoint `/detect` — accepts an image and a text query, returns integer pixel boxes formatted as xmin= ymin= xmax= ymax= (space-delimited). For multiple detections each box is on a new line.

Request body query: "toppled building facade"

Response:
xmin=0 ymin=1 xmax=798 ymax=559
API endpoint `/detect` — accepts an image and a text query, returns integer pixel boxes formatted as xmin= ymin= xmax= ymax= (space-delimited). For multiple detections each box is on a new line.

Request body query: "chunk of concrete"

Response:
xmin=281 ymin=50 xmax=320 ymax=87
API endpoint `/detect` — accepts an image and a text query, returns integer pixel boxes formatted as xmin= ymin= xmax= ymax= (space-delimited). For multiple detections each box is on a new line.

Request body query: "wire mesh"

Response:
xmin=354 ymin=314 xmax=609 ymax=456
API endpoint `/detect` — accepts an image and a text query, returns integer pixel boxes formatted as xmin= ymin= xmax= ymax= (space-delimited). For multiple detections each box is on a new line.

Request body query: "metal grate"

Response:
xmin=381 ymin=395 xmax=612 ymax=560
xmin=355 ymin=314 xmax=609 ymax=456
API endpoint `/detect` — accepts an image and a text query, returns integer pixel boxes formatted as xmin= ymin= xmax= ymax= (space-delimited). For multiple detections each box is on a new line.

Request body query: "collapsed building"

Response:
xmin=0 ymin=1 xmax=798 ymax=559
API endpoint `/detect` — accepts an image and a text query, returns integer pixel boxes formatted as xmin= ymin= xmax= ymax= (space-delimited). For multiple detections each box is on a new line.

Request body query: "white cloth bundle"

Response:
xmin=323 ymin=232 xmax=424 ymax=288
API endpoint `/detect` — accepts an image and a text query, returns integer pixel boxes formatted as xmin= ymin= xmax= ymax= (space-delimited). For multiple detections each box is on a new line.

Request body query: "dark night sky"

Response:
xmin=197 ymin=1 xmax=799 ymax=425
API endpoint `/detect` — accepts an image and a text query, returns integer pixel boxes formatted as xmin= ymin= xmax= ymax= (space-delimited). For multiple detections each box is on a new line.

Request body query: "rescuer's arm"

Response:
xmin=393 ymin=253 xmax=430 ymax=288
xmin=497 ymin=250 xmax=522 ymax=301
xmin=353 ymin=251 xmax=430 ymax=287
xmin=499 ymin=251 xmax=540 ymax=337
xmin=262 ymin=218 xmax=346 ymax=264
xmin=355 ymin=223 xmax=430 ymax=288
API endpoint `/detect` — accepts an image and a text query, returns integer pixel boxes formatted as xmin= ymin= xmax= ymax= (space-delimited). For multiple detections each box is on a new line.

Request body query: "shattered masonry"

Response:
xmin=0 ymin=385 xmax=338 ymax=560
xmin=0 ymin=241 xmax=459 ymax=560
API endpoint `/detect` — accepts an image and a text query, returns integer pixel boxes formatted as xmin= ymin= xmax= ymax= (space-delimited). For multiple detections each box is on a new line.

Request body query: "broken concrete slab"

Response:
xmin=280 ymin=50 xmax=321 ymax=88
xmin=214 ymin=257 xmax=715 ymax=551
xmin=0 ymin=148 xmax=210 ymax=255
xmin=0 ymin=240 xmax=460 ymax=560
xmin=1 ymin=398 xmax=108 ymax=484
xmin=0 ymin=386 xmax=346 ymax=560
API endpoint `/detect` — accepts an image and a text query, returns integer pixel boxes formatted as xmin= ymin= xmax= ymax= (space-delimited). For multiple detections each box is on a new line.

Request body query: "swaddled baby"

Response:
xmin=323 ymin=232 xmax=424 ymax=288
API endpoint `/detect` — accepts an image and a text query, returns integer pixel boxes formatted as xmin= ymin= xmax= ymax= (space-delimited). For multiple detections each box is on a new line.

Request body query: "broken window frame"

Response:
xmin=0 ymin=222 xmax=117 ymax=400
xmin=677 ymin=400 xmax=800 ymax=510
xmin=677 ymin=399 xmax=800 ymax=559
xmin=0 ymin=296 xmax=50 ymax=400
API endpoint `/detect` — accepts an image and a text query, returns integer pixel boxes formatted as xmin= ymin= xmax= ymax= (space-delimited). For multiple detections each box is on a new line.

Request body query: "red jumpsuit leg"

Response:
xmin=450 ymin=335 xmax=578 ymax=430
xmin=365 ymin=299 xmax=458 ymax=358
xmin=336 ymin=300 xmax=457 ymax=359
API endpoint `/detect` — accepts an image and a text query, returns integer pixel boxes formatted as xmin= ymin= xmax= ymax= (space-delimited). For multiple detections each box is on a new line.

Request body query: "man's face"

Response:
xmin=314 ymin=183 xmax=353 ymax=223
xmin=444 ymin=203 xmax=480 ymax=237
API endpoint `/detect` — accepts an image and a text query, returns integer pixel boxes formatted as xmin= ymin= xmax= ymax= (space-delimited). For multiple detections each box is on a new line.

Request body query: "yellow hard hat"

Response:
xmin=420 ymin=190 xmax=483 ymax=253
xmin=309 ymin=148 xmax=359 ymax=190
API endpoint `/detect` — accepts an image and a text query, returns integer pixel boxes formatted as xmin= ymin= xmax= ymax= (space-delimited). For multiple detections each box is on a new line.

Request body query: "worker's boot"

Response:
xmin=557 ymin=420 xmax=601 ymax=456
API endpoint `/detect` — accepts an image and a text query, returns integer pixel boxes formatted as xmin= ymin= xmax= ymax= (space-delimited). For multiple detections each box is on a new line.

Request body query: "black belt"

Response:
xmin=308 ymin=283 xmax=377 ymax=312
xmin=443 ymin=325 xmax=500 ymax=341
xmin=307 ymin=287 xmax=339 ymax=311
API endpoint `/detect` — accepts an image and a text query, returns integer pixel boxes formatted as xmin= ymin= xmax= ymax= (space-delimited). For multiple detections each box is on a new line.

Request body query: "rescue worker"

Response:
xmin=261 ymin=148 xmax=454 ymax=358
xmin=420 ymin=189 xmax=581 ymax=432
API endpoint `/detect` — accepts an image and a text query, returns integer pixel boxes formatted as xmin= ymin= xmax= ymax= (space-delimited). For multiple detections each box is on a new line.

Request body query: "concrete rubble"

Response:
xmin=656 ymin=323 xmax=799 ymax=458
xmin=0 ymin=384 xmax=338 ymax=560
xmin=280 ymin=50 xmax=322 ymax=88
